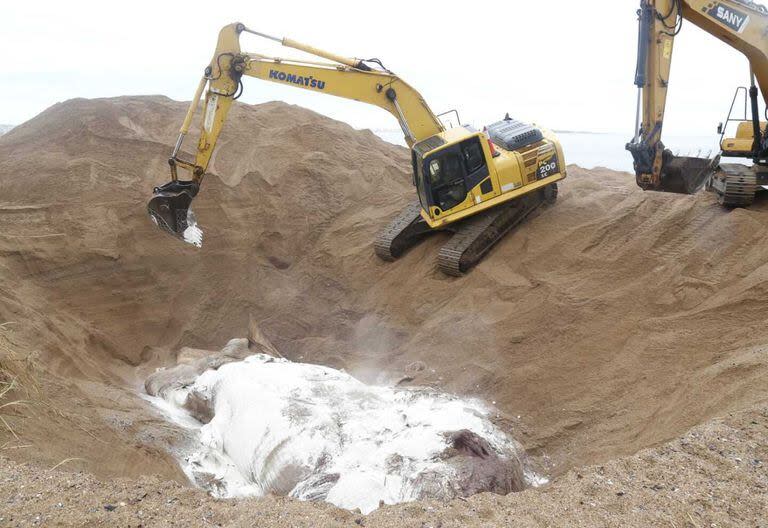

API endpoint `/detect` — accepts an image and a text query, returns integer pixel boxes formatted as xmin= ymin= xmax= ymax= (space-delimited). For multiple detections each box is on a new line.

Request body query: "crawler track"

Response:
xmin=374 ymin=201 xmax=433 ymax=261
xmin=437 ymin=188 xmax=549 ymax=276
xmin=711 ymin=164 xmax=758 ymax=207
xmin=375 ymin=185 xmax=556 ymax=275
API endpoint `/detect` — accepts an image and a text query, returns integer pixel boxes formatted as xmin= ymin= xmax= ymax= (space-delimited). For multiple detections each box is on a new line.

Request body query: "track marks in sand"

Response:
xmin=650 ymin=206 xmax=724 ymax=260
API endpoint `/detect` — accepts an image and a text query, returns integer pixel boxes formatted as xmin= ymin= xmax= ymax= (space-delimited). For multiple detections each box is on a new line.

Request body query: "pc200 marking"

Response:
xmin=537 ymin=153 xmax=560 ymax=180
xmin=707 ymin=3 xmax=750 ymax=33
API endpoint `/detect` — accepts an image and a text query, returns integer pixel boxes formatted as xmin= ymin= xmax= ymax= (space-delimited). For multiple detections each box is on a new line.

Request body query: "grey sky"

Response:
xmin=0 ymin=0 xmax=758 ymax=135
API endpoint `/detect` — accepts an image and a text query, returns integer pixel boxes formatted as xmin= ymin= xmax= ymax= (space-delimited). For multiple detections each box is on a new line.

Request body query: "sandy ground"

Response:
xmin=1 ymin=96 xmax=768 ymax=524
xmin=2 ymin=401 xmax=765 ymax=527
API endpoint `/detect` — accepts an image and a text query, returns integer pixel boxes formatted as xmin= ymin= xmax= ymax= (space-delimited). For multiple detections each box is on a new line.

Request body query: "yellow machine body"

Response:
xmin=148 ymin=22 xmax=566 ymax=257
xmin=413 ymin=127 xmax=566 ymax=228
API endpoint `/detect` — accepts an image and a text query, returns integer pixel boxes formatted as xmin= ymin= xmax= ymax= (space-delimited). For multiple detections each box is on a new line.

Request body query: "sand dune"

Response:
xmin=1 ymin=96 xmax=767 ymax=523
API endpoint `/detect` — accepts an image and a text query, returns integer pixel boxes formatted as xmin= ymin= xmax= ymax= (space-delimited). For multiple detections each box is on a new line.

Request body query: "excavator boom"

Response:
xmin=148 ymin=23 xmax=445 ymax=243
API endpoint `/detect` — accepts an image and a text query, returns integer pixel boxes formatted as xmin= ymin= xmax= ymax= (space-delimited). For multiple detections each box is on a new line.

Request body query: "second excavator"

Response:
xmin=627 ymin=0 xmax=768 ymax=206
xmin=148 ymin=24 xmax=566 ymax=275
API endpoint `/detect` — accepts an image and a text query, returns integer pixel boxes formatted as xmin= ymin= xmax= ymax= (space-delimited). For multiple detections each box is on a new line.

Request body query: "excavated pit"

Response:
xmin=1 ymin=96 xmax=768 ymax=525
xmin=145 ymin=339 xmax=541 ymax=513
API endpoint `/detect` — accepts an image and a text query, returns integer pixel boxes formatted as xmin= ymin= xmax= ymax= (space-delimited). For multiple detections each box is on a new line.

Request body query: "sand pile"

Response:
xmin=1 ymin=96 xmax=768 ymax=521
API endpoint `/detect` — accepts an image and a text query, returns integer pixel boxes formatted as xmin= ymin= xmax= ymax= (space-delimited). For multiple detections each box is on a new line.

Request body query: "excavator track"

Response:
xmin=711 ymin=164 xmax=758 ymax=207
xmin=374 ymin=201 xmax=433 ymax=261
xmin=437 ymin=188 xmax=549 ymax=276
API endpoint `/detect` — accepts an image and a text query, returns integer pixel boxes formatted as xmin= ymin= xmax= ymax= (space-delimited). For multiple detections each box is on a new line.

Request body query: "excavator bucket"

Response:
xmin=147 ymin=180 xmax=203 ymax=247
xmin=655 ymin=155 xmax=715 ymax=195
xmin=630 ymin=145 xmax=715 ymax=195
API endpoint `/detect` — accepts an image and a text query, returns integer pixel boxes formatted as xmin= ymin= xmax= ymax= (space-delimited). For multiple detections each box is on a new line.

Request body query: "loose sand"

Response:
xmin=2 ymin=403 xmax=766 ymax=526
xmin=1 ymin=96 xmax=767 ymax=524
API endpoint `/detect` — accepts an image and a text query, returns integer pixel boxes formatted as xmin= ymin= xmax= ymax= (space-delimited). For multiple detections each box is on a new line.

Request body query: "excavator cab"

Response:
xmin=718 ymin=86 xmax=767 ymax=158
xmin=720 ymin=121 xmax=766 ymax=156
xmin=412 ymin=132 xmax=492 ymax=220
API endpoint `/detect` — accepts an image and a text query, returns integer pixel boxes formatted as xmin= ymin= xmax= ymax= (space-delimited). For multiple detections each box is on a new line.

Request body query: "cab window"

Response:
xmin=462 ymin=140 xmax=484 ymax=173
xmin=459 ymin=137 xmax=490 ymax=190
xmin=425 ymin=150 xmax=466 ymax=212
xmin=428 ymin=153 xmax=463 ymax=187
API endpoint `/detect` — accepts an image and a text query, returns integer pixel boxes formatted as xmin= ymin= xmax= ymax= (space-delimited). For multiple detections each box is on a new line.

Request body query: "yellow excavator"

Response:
xmin=148 ymin=23 xmax=566 ymax=275
xmin=627 ymin=0 xmax=768 ymax=205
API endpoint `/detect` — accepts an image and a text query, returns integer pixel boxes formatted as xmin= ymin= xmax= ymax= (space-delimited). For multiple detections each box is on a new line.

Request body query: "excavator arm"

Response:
xmin=148 ymin=23 xmax=444 ymax=243
xmin=626 ymin=0 xmax=768 ymax=194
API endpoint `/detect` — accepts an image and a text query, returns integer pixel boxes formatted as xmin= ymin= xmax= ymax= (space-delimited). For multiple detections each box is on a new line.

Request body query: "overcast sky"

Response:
xmin=0 ymin=0 xmax=758 ymax=136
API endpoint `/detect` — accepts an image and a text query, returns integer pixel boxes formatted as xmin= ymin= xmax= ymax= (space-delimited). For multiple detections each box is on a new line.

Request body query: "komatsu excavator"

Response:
xmin=627 ymin=0 xmax=768 ymax=205
xmin=147 ymin=23 xmax=566 ymax=275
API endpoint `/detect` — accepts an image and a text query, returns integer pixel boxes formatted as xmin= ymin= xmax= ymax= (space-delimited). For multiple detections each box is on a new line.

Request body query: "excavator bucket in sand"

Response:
xmin=628 ymin=142 xmax=715 ymax=195
xmin=653 ymin=154 xmax=715 ymax=195
xmin=147 ymin=180 xmax=203 ymax=247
